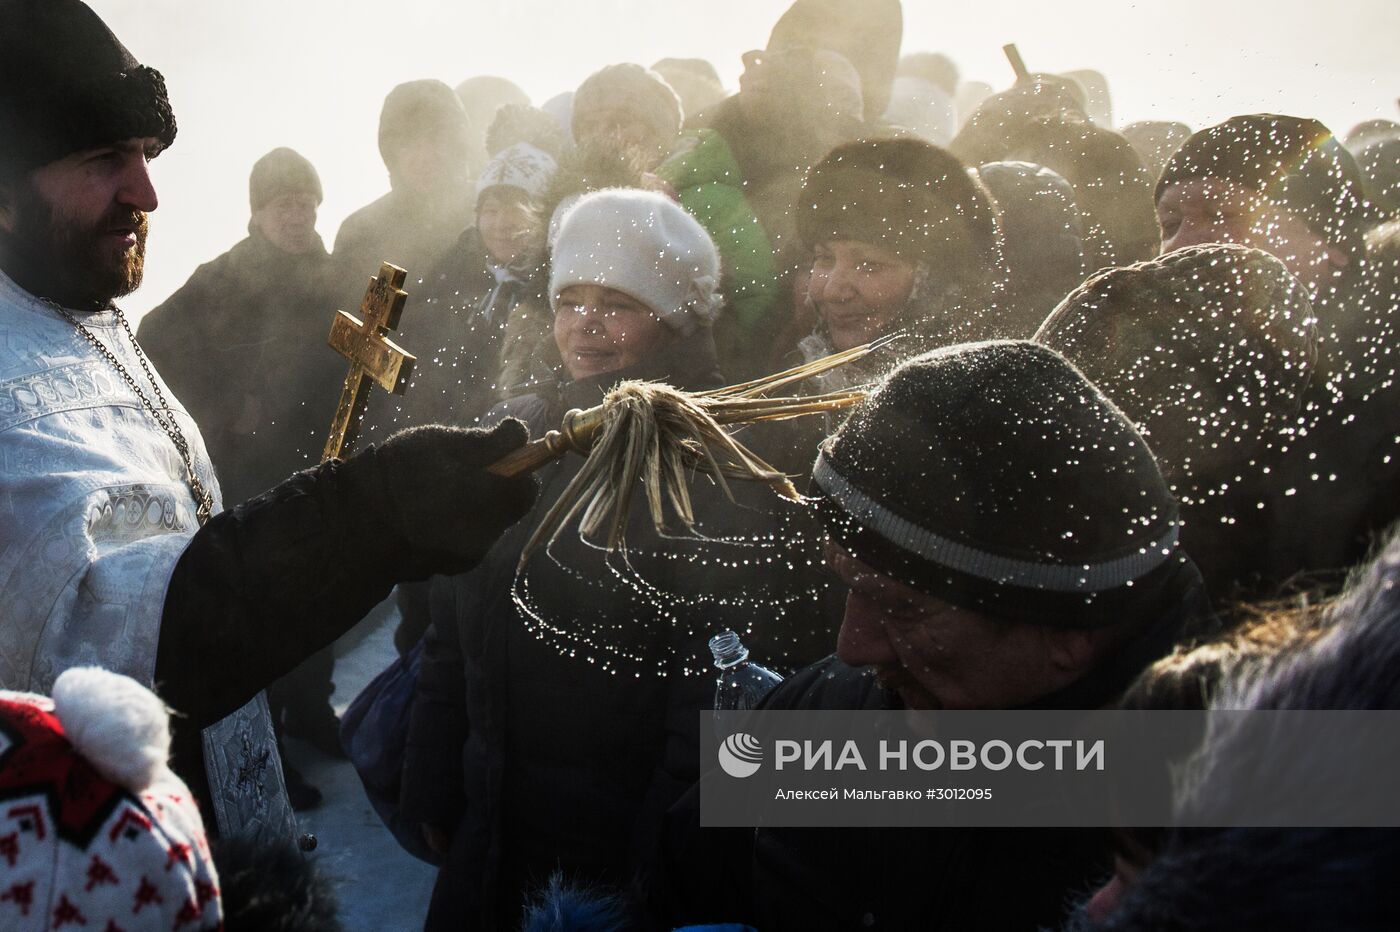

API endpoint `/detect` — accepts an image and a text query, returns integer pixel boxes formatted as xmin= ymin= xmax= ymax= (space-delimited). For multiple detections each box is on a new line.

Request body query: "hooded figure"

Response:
xmin=331 ymin=80 xmax=475 ymax=304
xmin=765 ymin=0 xmax=903 ymax=121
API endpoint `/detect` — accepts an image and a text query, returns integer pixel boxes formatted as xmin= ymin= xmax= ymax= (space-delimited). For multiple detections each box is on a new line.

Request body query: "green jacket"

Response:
xmin=659 ymin=129 xmax=780 ymax=341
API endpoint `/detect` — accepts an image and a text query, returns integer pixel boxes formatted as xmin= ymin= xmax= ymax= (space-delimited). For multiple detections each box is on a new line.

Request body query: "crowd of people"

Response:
xmin=3 ymin=0 xmax=1400 ymax=928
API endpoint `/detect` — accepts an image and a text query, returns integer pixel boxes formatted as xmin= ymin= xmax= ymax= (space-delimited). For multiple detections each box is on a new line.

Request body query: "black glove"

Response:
xmin=339 ymin=418 xmax=538 ymax=580
xmin=158 ymin=417 xmax=536 ymax=730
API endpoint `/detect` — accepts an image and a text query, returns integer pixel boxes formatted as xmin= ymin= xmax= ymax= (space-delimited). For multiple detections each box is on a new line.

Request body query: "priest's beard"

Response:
xmin=0 ymin=182 xmax=147 ymax=311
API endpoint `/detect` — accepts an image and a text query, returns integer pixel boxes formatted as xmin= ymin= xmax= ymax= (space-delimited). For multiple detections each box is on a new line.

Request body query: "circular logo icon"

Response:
xmin=718 ymin=732 xmax=763 ymax=778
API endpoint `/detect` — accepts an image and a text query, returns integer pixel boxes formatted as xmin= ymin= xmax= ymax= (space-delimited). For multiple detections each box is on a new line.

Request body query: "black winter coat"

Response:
xmin=401 ymin=332 xmax=842 ymax=930
xmin=137 ymin=229 xmax=343 ymax=505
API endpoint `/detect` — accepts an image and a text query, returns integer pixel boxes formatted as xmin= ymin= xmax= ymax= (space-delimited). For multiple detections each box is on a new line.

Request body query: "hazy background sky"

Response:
xmin=89 ymin=0 xmax=1400 ymax=320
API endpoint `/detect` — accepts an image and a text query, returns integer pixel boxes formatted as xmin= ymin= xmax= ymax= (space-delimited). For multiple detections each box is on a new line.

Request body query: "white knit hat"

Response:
xmin=475 ymin=142 xmax=557 ymax=204
xmin=0 ymin=668 xmax=221 ymax=931
xmin=548 ymin=188 xmax=722 ymax=335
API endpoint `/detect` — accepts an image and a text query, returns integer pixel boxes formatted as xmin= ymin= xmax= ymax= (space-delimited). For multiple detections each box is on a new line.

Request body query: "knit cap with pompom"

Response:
xmin=51 ymin=665 xmax=172 ymax=792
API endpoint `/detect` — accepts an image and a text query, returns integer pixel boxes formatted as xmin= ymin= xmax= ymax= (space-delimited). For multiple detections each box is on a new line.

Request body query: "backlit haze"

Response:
xmin=90 ymin=0 xmax=1400 ymax=321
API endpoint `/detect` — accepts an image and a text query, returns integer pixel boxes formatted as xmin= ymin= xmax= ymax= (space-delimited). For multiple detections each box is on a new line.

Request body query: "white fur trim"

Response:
xmin=52 ymin=667 xmax=172 ymax=792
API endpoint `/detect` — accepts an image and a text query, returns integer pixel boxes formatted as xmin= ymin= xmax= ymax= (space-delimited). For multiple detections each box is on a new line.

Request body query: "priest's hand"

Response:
xmin=158 ymin=418 xmax=536 ymax=729
xmin=345 ymin=418 xmax=538 ymax=578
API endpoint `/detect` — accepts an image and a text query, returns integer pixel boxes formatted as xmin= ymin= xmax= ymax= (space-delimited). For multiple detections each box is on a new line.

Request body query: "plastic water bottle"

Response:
xmin=710 ymin=629 xmax=783 ymax=727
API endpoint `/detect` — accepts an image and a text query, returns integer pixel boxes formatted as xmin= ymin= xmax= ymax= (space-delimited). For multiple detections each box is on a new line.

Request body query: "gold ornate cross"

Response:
xmin=322 ymin=262 xmax=416 ymax=461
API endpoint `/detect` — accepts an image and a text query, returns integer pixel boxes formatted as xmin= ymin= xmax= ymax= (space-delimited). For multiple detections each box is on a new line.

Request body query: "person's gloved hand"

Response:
xmin=339 ymin=418 xmax=538 ymax=579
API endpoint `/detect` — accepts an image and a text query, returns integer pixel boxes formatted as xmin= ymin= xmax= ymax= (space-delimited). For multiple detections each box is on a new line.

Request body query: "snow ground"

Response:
xmin=281 ymin=606 xmax=438 ymax=932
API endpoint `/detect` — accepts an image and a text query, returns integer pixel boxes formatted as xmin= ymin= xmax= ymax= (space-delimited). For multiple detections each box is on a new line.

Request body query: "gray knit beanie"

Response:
xmin=249 ymin=147 xmax=322 ymax=212
xmin=812 ymin=340 xmax=1183 ymax=627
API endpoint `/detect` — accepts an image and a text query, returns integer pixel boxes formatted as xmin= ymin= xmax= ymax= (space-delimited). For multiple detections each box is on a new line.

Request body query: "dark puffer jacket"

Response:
xmin=400 ymin=329 xmax=841 ymax=930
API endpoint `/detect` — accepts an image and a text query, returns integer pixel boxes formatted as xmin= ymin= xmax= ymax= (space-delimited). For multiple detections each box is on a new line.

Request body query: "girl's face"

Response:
xmin=553 ymin=283 xmax=675 ymax=380
xmin=808 ymin=239 xmax=918 ymax=351
xmin=476 ymin=188 xmax=540 ymax=266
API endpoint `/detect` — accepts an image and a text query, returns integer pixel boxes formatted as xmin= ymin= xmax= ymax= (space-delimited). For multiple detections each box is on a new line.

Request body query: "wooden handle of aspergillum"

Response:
xmin=1003 ymin=43 xmax=1030 ymax=82
xmin=486 ymin=405 xmax=608 ymax=478
xmin=488 ymin=436 xmax=563 ymax=477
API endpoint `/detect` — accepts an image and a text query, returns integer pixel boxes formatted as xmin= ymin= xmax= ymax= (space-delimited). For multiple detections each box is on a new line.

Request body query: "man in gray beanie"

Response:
xmin=663 ymin=340 xmax=1212 ymax=930
xmin=0 ymin=0 xmax=536 ymax=844
xmin=140 ymin=146 xmax=338 ymax=510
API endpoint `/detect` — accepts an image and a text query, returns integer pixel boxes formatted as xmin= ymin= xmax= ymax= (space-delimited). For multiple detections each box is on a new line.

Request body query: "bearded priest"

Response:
xmin=0 ymin=0 xmax=536 ymax=844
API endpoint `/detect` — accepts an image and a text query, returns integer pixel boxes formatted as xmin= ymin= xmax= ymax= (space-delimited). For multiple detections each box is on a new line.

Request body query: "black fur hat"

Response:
xmin=798 ymin=137 xmax=1001 ymax=271
xmin=811 ymin=340 xmax=1183 ymax=627
xmin=0 ymin=0 xmax=176 ymax=179
xmin=1156 ymin=113 xmax=1380 ymax=261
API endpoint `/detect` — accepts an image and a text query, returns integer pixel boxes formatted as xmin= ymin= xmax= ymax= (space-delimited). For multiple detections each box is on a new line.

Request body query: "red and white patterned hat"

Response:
xmin=0 ymin=668 xmax=221 ymax=931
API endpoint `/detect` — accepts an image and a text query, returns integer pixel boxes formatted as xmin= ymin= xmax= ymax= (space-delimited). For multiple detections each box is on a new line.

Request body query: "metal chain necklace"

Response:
xmin=44 ymin=298 xmax=215 ymax=525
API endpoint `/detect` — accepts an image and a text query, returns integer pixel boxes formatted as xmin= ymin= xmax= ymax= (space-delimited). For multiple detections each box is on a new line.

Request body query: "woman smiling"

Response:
xmin=398 ymin=189 xmax=835 ymax=930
